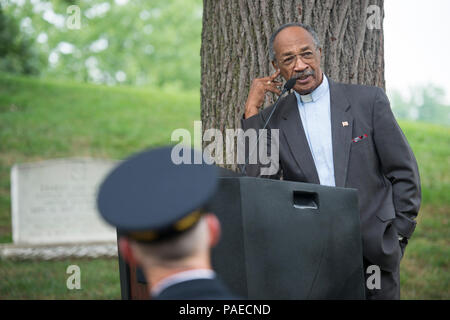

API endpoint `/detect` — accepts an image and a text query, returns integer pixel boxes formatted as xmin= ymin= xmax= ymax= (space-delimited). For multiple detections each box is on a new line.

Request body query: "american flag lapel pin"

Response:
xmin=342 ymin=121 xmax=348 ymax=127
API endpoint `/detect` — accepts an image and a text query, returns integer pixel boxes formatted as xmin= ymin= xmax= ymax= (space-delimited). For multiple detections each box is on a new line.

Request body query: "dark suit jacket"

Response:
xmin=241 ymin=78 xmax=421 ymax=272
xmin=153 ymin=278 xmax=239 ymax=300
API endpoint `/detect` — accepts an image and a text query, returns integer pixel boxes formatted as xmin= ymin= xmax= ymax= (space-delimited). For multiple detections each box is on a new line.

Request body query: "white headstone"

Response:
xmin=11 ymin=158 xmax=119 ymax=245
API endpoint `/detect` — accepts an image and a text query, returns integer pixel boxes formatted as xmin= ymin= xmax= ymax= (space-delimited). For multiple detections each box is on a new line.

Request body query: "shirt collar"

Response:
xmin=294 ymin=73 xmax=329 ymax=104
xmin=151 ymin=269 xmax=216 ymax=297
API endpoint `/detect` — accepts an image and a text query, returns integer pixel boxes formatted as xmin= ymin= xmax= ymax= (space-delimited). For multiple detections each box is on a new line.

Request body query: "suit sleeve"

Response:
xmin=372 ymin=87 xmax=421 ymax=239
xmin=240 ymin=112 xmax=282 ymax=179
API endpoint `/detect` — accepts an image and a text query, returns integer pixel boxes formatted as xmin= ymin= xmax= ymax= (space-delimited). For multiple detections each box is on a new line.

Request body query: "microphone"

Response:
xmin=240 ymin=77 xmax=297 ymax=175
xmin=283 ymin=77 xmax=297 ymax=91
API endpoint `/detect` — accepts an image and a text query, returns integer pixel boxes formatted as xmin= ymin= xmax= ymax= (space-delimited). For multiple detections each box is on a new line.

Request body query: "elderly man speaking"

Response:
xmin=241 ymin=22 xmax=421 ymax=300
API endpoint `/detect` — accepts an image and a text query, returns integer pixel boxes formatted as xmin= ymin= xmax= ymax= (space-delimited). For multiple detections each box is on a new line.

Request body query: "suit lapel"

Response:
xmin=329 ymin=79 xmax=353 ymax=187
xmin=280 ymin=94 xmax=320 ymax=184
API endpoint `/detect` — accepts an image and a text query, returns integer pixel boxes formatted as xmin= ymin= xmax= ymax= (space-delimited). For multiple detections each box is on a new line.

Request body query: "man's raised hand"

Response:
xmin=244 ymin=69 xmax=282 ymax=119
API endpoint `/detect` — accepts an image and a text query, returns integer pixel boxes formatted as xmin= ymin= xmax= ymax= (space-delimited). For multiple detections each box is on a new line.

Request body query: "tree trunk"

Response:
xmin=200 ymin=0 xmax=384 ymax=166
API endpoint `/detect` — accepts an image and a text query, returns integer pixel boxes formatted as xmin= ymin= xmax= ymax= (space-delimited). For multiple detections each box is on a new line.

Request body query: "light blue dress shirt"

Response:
xmin=294 ymin=74 xmax=336 ymax=187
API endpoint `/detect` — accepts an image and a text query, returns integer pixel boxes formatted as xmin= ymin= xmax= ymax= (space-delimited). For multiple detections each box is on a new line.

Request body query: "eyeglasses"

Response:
xmin=278 ymin=50 xmax=315 ymax=67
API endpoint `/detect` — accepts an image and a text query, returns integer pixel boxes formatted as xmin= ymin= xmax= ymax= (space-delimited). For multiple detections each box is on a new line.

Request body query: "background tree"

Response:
xmin=0 ymin=5 xmax=44 ymax=75
xmin=390 ymin=85 xmax=450 ymax=126
xmin=200 ymin=0 xmax=385 ymax=139
xmin=0 ymin=0 xmax=203 ymax=89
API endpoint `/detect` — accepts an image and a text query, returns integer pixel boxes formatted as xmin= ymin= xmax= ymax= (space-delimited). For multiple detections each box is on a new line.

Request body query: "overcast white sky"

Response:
xmin=384 ymin=0 xmax=450 ymax=104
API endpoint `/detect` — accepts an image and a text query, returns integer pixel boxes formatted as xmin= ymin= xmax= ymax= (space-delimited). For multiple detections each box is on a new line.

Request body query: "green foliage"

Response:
xmin=1 ymin=0 xmax=203 ymax=89
xmin=389 ymin=84 xmax=450 ymax=126
xmin=0 ymin=73 xmax=448 ymax=299
xmin=0 ymin=5 xmax=45 ymax=75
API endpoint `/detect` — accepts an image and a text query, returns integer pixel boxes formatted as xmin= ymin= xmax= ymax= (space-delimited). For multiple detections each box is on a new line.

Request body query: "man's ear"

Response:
xmin=205 ymin=213 xmax=221 ymax=248
xmin=118 ymin=236 xmax=138 ymax=266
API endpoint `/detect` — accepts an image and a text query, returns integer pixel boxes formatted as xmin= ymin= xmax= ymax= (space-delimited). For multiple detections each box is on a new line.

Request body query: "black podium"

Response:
xmin=117 ymin=176 xmax=365 ymax=299
xmin=209 ymin=177 xmax=365 ymax=299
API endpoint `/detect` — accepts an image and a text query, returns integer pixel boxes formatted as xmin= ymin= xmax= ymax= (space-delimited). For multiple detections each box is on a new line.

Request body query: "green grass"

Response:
xmin=0 ymin=73 xmax=448 ymax=299
xmin=0 ymin=258 xmax=120 ymax=299
xmin=399 ymin=121 xmax=450 ymax=206
xmin=0 ymin=72 xmax=201 ymax=243
xmin=395 ymin=122 xmax=450 ymax=299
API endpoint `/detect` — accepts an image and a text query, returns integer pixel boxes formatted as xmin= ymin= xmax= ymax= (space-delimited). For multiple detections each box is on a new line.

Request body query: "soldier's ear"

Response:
xmin=118 ymin=236 xmax=138 ymax=266
xmin=205 ymin=213 xmax=221 ymax=248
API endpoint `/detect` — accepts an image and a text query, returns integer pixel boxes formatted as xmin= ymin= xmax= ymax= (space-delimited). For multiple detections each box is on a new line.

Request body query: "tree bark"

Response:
xmin=200 ymin=0 xmax=384 ymax=165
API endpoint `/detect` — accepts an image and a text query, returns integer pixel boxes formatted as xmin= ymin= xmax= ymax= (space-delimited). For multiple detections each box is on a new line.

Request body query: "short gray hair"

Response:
xmin=269 ymin=23 xmax=321 ymax=62
xmin=133 ymin=215 xmax=208 ymax=265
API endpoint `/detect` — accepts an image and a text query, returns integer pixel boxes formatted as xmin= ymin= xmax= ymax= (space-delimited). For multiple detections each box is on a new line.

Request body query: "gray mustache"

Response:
xmin=293 ymin=70 xmax=315 ymax=79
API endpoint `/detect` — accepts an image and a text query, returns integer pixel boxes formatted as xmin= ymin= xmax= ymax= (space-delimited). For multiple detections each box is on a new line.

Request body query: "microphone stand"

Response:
xmin=240 ymin=78 xmax=297 ymax=175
